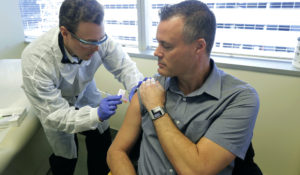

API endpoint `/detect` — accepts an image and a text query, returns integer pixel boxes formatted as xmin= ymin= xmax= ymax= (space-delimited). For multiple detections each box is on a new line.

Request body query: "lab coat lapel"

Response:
xmin=52 ymin=29 xmax=79 ymax=85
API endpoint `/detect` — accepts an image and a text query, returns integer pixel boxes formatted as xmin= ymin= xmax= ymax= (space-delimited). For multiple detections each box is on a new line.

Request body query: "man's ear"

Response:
xmin=59 ymin=26 xmax=68 ymax=38
xmin=195 ymin=38 xmax=206 ymax=54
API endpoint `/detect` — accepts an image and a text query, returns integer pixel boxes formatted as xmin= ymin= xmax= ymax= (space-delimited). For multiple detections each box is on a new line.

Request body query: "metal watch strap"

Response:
xmin=149 ymin=106 xmax=166 ymax=120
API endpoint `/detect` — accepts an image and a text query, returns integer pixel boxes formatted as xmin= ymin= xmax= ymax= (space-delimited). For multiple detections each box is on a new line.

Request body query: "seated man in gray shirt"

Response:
xmin=107 ymin=1 xmax=260 ymax=174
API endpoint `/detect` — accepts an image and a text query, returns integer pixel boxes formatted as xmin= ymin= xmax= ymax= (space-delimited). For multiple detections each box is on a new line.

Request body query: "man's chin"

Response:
xmin=87 ymin=53 xmax=94 ymax=58
xmin=157 ymin=69 xmax=169 ymax=77
xmin=80 ymin=54 xmax=93 ymax=60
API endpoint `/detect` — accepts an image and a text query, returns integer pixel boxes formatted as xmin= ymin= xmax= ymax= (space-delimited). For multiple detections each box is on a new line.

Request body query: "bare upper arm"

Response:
xmin=109 ymin=93 xmax=142 ymax=154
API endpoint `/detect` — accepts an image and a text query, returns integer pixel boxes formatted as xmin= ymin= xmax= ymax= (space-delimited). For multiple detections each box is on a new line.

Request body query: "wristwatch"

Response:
xmin=149 ymin=106 xmax=166 ymax=120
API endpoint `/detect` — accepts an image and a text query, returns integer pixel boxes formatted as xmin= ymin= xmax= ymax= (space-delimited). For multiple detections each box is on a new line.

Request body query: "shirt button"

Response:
xmin=176 ymin=120 xmax=180 ymax=125
xmin=169 ymin=169 xmax=174 ymax=173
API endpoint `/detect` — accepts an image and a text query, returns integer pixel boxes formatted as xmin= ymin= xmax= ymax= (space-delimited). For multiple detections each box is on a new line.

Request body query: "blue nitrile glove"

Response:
xmin=97 ymin=95 xmax=122 ymax=121
xmin=129 ymin=77 xmax=149 ymax=102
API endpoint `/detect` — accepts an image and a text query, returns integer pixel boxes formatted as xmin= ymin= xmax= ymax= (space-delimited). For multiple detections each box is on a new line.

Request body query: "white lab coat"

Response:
xmin=21 ymin=28 xmax=143 ymax=158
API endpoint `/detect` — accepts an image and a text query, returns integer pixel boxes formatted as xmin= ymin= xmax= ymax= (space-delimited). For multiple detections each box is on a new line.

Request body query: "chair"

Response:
xmin=232 ymin=142 xmax=263 ymax=175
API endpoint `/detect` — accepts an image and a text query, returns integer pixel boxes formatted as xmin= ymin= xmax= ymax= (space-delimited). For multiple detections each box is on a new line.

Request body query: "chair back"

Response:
xmin=232 ymin=142 xmax=263 ymax=175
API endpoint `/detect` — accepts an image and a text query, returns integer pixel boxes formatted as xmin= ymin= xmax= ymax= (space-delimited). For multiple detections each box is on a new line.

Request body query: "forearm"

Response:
xmin=153 ymin=114 xmax=208 ymax=175
xmin=140 ymin=79 xmax=235 ymax=174
xmin=23 ymin=76 xmax=100 ymax=133
xmin=45 ymin=106 xmax=100 ymax=133
xmin=107 ymin=149 xmax=136 ymax=175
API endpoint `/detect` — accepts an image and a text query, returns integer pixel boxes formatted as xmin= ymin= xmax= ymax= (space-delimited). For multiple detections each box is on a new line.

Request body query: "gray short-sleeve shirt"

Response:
xmin=137 ymin=59 xmax=259 ymax=175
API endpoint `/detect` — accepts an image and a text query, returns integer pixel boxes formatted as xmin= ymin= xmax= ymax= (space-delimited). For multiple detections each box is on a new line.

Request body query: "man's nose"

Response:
xmin=91 ymin=45 xmax=99 ymax=52
xmin=154 ymin=46 xmax=163 ymax=58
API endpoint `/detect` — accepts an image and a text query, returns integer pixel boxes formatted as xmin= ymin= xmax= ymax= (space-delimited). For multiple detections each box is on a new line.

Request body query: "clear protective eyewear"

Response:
xmin=70 ymin=31 xmax=108 ymax=48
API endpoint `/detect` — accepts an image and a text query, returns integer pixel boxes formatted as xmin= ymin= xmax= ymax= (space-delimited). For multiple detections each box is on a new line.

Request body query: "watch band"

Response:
xmin=149 ymin=106 xmax=166 ymax=120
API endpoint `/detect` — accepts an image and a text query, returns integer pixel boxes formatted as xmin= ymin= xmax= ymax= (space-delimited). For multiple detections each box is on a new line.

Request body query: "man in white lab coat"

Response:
xmin=21 ymin=0 xmax=143 ymax=174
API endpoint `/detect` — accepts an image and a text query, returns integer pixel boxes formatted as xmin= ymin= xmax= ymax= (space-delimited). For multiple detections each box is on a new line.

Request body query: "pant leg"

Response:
xmin=49 ymin=134 xmax=79 ymax=175
xmin=81 ymin=128 xmax=112 ymax=175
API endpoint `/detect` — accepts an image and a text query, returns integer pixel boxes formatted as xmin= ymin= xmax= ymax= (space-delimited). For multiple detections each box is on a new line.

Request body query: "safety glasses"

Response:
xmin=69 ymin=31 xmax=108 ymax=48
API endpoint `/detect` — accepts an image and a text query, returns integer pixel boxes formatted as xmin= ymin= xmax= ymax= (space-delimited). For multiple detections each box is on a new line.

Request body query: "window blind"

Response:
xmin=19 ymin=0 xmax=300 ymax=60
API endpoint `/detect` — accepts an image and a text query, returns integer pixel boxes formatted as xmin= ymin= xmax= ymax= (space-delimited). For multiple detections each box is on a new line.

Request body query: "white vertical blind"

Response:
xmin=19 ymin=0 xmax=300 ymax=60
xmin=149 ymin=0 xmax=300 ymax=59
xmin=19 ymin=0 xmax=63 ymax=40
xmin=19 ymin=0 xmax=138 ymax=46
xmin=99 ymin=0 xmax=138 ymax=47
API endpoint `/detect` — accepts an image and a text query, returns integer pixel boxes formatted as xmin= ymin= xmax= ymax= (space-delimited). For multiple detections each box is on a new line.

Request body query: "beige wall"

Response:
xmin=223 ymin=68 xmax=300 ymax=175
xmin=96 ymin=57 xmax=300 ymax=175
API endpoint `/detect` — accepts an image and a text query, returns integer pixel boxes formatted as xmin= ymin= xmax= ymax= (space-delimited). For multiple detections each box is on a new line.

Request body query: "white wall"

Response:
xmin=0 ymin=2 xmax=51 ymax=174
xmin=0 ymin=0 xmax=26 ymax=59
xmin=95 ymin=57 xmax=300 ymax=175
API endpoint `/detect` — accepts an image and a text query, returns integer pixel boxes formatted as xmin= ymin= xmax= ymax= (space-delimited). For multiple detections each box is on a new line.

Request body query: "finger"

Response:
xmin=150 ymin=78 xmax=155 ymax=84
xmin=140 ymin=80 xmax=148 ymax=90
xmin=145 ymin=78 xmax=151 ymax=86
xmin=143 ymin=77 xmax=149 ymax=81
xmin=137 ymin=77 xmax=149 ymax=87
xmin=108 ymin=100 xmax=122 ymax=105
xmin=106 ymin=95 xmax=122 ymax=101
xmin=108 ymin=111 xmax=116 ymax=116
xmin=155 ymin=80 xmax=162 ymax=87
xmin=109 ymin=105 xmax=117 ymax=110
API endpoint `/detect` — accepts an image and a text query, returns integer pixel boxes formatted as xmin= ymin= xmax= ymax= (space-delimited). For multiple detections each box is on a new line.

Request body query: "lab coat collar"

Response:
xmin=51 ymin=28 xmax=81 ymax=85
xmin=58 ymin=33 xmax=83 ymax=64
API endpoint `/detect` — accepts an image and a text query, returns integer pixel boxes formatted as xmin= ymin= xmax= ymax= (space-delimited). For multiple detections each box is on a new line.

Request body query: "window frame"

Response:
xmin=132 ymin=0 xmax=300 ymax=77
xmin=20 ymin=0 xmax=300 ymax=77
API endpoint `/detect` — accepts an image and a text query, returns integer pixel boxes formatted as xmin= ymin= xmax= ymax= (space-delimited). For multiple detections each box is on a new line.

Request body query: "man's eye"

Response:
xmin=163 ymin=45 xmax=172 ymax=50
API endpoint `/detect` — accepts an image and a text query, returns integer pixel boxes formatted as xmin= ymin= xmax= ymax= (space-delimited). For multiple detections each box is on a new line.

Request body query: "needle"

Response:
xmin=98 ymin=90 xmax=111 ymax=96
xmin=98 ymin=89 xmax=128 ymax=103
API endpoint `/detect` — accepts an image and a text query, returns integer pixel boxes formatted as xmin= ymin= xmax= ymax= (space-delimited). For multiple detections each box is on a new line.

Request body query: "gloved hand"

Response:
xmin=97 ymin=95 xmax=122 ymax=121
xmin=129 ymin=77 xmax=149 ymax=102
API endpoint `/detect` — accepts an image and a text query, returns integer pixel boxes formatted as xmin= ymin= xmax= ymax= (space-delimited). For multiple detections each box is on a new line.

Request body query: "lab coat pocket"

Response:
xmin=185 ymin=119 xmax=212 ymax=143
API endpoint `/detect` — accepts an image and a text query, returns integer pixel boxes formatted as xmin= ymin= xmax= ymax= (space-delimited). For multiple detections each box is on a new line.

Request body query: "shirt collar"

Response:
xmin=58 ymin=33 xmax=82 ymax=64
xmin=166 ymin=59 xmax=221 ymax=99
xmin=201 ymin=59 xmax=221 ymax=99
xmin=56 ymin=32 xmax=80 ymax=85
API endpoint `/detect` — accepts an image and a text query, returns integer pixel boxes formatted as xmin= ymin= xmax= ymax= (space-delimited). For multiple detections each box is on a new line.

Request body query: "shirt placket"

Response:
xmin=173 ymin=96 xmax=188 ymax=129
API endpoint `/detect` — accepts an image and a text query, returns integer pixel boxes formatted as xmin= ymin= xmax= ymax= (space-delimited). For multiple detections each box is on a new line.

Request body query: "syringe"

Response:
xmin=98 ymin=90 xmax=111 ymax=96
xmin=98 ymin=89 xmax=128 ymax=103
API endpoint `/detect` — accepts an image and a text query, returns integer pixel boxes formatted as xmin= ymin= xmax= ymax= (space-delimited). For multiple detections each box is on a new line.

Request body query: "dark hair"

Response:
xmin=159 ymin=0 xmax=216 ymax=54
xmin=59 ymin=0 xmax=104 ymax=33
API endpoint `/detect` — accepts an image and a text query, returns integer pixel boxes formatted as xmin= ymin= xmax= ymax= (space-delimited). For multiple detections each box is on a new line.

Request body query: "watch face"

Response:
xmin=153 ymin=111 xmax=163 ymax=118
xmin=150 ymin=106 xmax=165 ymax=120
